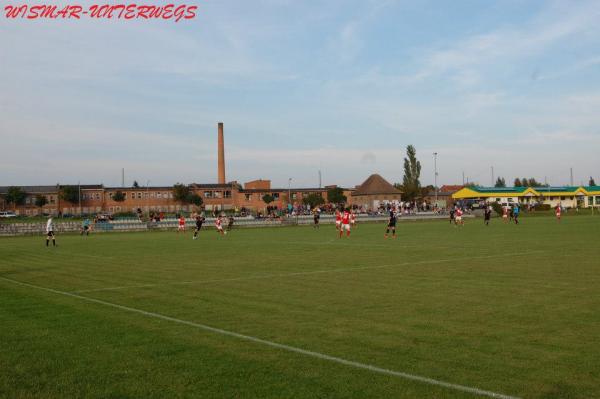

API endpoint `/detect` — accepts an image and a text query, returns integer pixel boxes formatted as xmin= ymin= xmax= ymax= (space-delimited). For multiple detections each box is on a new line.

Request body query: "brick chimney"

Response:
xmin=217 ymin=122 xmax=226 ymax=184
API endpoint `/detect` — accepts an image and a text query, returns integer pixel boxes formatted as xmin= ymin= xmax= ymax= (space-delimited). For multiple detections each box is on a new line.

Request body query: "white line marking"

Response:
xmin=1 ymin=276 xmax=520 ymax=399
xmin=71 ymin=251 xmax=543 ymax=294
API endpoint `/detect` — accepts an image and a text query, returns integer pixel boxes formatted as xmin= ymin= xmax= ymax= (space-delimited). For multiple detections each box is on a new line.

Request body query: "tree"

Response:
xmin=326 ymin=187 xmax=347 ymax=204
xmin=590 ymin=176 xmax=596 ymax=186
xmin=5 ymin=186 xmax=26 ymax=208
xmin=172 ymin=183 xmax=191 ymax=203
xmin=302 ymin=193 xmax=325 ymax=209
xmin=494 ymin=177 xmax=506 ymax=188
xmin=402 ymin=145 xmax=421 ymax=200
xmin=188 ymin=193 xmax=203 ymax=207
xmin=262 ymin=194 xmax=275 ymax=205
xmin=60 ymin=185 xmax=79 ymax=203
xmin=514 ymin=178 xmax=522 ymax=187
xmin=112 ymin=191 xmax=126 ymax=202
xmin=420 ymin=185 xmax=435 ymax=199
xmin=133 ymin=180 xmax=140 ymax=188
xmin=35 ymin=195 xmax=48 ymax=209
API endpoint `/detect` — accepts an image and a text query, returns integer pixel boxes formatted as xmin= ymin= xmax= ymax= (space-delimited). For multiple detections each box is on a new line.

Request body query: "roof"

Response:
xmin=439 ymin=185 xmax=464 ymax=193
xmin=0 ymin=185 xmax=63 ymax=194
xmin=452 ymin=185 xmax=598 ymax=199
xmin=426 ymin=191 xmax=452 ymax=197
xmin=352 ymin=174 xmax=402 ymax=196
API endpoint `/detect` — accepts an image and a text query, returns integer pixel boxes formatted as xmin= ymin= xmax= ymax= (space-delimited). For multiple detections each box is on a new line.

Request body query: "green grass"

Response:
xmin=1 ymin=215 xmax=599 ymax=399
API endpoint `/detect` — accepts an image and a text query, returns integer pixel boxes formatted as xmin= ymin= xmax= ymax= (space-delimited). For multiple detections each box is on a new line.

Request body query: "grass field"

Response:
xmin=1 ymin=216 xmax=599 ymax=399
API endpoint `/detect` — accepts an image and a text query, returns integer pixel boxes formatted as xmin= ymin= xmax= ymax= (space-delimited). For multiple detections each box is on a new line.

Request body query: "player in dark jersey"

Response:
xmin=484 ymin=205 xmax=492 ymax=226
xmin=313 ymin=208 xmax=320 ymax=228
xmin=227 ymin=215 xmax=235 ymax=231
xmin=384 ymin=210 xmax=397 ymax=239
xmin=193 ymin=214 xmax=205 ymax=240
xmin=449 ymin=207 xmax=455 ymax=224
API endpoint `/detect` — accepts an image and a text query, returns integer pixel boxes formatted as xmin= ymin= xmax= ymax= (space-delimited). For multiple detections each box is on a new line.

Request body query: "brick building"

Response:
xmin=1 ymin=123 xmax=356 ymax=216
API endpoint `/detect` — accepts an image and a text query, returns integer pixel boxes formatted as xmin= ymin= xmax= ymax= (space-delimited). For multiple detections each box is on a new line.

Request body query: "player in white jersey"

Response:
xmin=46 ymin=217 xmax=56 ymax=247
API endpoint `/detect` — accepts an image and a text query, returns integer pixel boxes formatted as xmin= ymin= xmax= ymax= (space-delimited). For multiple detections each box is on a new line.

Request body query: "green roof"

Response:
xmin=466 ymin=186 xmax=528 ymax=193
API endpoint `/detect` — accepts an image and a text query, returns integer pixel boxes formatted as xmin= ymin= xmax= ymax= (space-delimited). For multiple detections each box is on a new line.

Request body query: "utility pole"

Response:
xmin=318 ymin=170 xmax=322 ymax=189
xmin=491 ymin=166 xmax=494 ymax=187
xmin=462 ymin=171 xmax=465 ymax=186
xmin=433 ymin=153 xmax=438 ymax=206
xmin=121 ymin=168 xmax=125 ymax=188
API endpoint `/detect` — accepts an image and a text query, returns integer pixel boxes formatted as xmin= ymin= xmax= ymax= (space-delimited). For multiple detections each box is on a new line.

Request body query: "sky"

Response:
xmin=1 ymin=0 xmax=600 ymax=188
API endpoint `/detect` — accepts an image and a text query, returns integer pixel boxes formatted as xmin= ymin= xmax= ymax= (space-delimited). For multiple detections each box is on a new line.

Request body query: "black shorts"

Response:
xmin=387 ymin=222 xmax=396 ymax=228
xmin=47 ymin=231 xmax=54 ymax=237
xmin=83 ymin=226 xmax=89 ymax=231
xmin=195 ymin=223 xmax=203 ymax=230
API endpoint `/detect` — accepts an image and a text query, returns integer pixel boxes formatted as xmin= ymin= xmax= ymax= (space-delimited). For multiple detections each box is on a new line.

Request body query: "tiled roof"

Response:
xmin=353 ymin=174 xmax=402 ymax=196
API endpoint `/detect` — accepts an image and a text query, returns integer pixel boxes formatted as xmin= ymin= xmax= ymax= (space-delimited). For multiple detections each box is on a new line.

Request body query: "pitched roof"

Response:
xmin=439 ymin=185 xmax=464 ymax=193
xmin=352 ymin=174 xmax=402 ymax=196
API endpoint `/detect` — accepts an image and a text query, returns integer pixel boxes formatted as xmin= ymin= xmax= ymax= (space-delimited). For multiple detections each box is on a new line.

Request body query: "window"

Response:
xmin=507 ymin=198 xmax=514 ymax=203
xmin=164 ymin=192 xmax=169 ymax=199
xmin=214 ymin=191 xmax=222 ymax=198
xmin=150 ymin=192 xmax=155 ymax=198
xmin=560 ymin=196 xmax=565 ymax=200
xmin=496 ymin=198 xmax=501 ymax=202
xmin=157 ymin=192 xmax=162 ymax=199
xmin=144 ymin=192 xmax=149 ymax=198
xmin=224 ymin=191 xmax=231 ymax=198
xmin=292 ymin=193 xmax=297 ymax=200
xmin=204 ymin=191 xmax=212 ymax=198
xmin=273 ymin=193 xmax=280 ymax=199
xmin=245 ymin=194 xmax=252 ymax=201
xmin=50 ymin=196 xmax=55 ymax=204
xmin=95 ymin=193 xmax=100 ymax=200
xmin=137 ymin=192 xmax=142 ymax=199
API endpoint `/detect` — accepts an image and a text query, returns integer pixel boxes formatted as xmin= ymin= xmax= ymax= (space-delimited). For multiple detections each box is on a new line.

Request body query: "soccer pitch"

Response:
xmin=1 ymin=216 xmax=599 ymax=399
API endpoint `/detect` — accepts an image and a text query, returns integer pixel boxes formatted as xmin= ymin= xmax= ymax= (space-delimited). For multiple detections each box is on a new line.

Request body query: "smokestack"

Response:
xmin=218 ymin=122 xmax=226 ymax=184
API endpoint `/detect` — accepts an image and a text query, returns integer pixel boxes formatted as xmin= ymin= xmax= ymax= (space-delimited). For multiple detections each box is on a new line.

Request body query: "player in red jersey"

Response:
xmin=502 ymin=206 xmax=509 ymax=223
xmin=215 ymin=215 xmax=226 ymax=235
xmin=455 ymin=207 xmax=464 ymax=226
xmin=555 ymin=204 xmax=562 ymax=222
xmin=339 ymin=208 xmax=351 ymax=238
xmin=177 ymin=215 xmax=186 ymax=233
xmin=335 ymin=209 xmax=342 ymax=231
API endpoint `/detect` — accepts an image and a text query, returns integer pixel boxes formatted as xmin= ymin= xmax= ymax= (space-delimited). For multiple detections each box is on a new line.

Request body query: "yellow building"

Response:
xmin=452 ymin=186 xmax=600 ymax=208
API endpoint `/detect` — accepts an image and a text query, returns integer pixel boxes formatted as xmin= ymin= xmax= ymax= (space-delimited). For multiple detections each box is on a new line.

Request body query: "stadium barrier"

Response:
xmin=0 ymin=213 xmax=472 ymax=237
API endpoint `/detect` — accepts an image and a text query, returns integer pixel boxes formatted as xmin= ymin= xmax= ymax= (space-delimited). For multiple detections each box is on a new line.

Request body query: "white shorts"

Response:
xmin=335 ymin=221 xmax=341 ymax=226
xmin=342 ymin=223 xmax=350 ymax=231
xmin=178 ymin=225 xmax=185 ymax=230
xmin=216 ymin=225 xmax=223 ymax=231
xmin=455 ymin=216 xmax=462 ymax=222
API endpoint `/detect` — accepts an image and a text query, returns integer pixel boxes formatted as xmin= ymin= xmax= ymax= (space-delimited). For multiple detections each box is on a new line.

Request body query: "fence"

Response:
xmin=0 ymin=213 xmax=470 ymax=237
